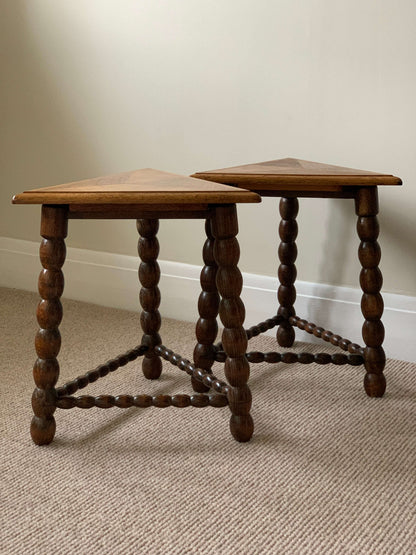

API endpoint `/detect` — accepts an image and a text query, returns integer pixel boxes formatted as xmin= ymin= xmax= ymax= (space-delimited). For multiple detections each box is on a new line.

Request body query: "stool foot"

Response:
xmin=364 ymin=372 xmax=386 ymax=397
xmin=277 ymin=197 xmax=298 ymax=348
xmin=137 ymin=219 xmax=162 ymax=380
xmin=31 ymin=415 xmax=56 ymax=446
xmin=212 ymin=205 xmax=253 ymax=443
xmin=230 ymin=414 xmax=254 ymax=443
xmin=193 ymin=219 xmax=219 ymax=393
xmin=356 ymin=187 xmax=386 ymax=398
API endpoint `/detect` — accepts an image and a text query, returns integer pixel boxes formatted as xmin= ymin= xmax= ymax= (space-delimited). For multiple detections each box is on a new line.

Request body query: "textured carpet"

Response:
xmin=1 ymin=287 xmax=415 ymax=554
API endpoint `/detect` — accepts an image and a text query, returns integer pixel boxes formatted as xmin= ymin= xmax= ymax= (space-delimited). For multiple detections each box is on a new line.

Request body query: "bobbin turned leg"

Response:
xmin=355 ymin=187 xmax=386 ymax=397
xmin=137 ymin=219 xmax=162 ymax=380
xmin=212 ymin=205 xmax=253 ymax=442
xmin=31 ymin=205 xmax=68 ymax=445
xmin=276 ymin=197 xmax=299 ymax=347
xmin=192 ymin=218 xmax=220 ymax=393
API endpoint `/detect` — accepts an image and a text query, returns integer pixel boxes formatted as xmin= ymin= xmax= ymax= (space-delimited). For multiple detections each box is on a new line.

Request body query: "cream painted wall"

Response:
xmin=1 ymin=1 xmax=415 ymax=295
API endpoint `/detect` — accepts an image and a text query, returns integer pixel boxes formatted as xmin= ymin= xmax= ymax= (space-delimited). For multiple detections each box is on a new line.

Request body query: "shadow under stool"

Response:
xmin=13 ymin=169 xmax=260 ymax=445
xmin=192 ymin=157 xmax=402 ymax=398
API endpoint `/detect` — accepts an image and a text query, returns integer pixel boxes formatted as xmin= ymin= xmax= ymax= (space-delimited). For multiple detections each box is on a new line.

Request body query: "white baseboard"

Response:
xmin=1 ymin=236 xmax=415 ymax=363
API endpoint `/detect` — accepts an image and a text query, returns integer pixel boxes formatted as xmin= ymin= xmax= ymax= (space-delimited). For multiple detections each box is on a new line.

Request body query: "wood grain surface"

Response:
xmin=12 ymin=168 xmax=260 ymax=205
xmin=191 ymin=157 xmax=402 ymax=192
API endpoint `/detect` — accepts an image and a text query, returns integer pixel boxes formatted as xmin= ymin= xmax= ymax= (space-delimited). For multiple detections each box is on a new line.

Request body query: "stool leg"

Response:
xmin=276 ymin=197 xmax=298 ymax=347
xmin=192 ymin=218 xmax=220 ymax=393
xmin=31 ymin=205 xmax=67 ymax=445
xmin=212 ymin=205 xmax=253 ymax=442
xmin=355 ymin=187 xmax=386 ymax=397
xmin=137 ymin=219 xmax=162 ymax=380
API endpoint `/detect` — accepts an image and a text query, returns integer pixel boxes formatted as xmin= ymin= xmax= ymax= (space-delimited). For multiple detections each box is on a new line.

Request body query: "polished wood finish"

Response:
xmin=192 ymin=157 xmax=402 ymax=399
xmin=137 ymin=219 xmax=162 ymax=380
xmin=31 ymin=205 xmax=68 ymax=445
xmin=355 ymin=187 xmax=386 ymax=397
xmin=12 ymin=168 xmax=260 ymax=205
xmin=192 ymin=158 xmax=402 ymax=192
xmin=212 ymin=205 xmax=253 ymax=442
xmin=276 ymin=198 xmax=299 ymax=347
xmin=14 ymin=168 xmax=261 ymax=445
xmin=155 ymin=345 xmax=229 ymax=395
xmin=192 ymin=219 xmax=220 ymax=393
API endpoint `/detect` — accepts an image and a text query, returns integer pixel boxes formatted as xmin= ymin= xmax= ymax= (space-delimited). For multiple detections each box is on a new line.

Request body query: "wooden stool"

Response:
xmin=192 ymin=158 xmax=402 ymax=398
xmin=13 ymin=169 xmax=260 ymax=445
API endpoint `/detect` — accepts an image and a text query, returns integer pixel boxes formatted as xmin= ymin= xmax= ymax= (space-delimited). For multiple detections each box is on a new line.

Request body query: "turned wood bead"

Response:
xmin=199 ymin=267 xmax=218 ymax=293
xmin=202 ymin=239 xmax=216 ymax=265
xmin=39 ymin=238 xmax=66 ymax=269
xmin=227 ymin=384 xmax=252 ymax=415
xmin=33 ymin=358 xmax=60 ymax=389
xmin=358 ymin=241 xmax=381 ymax=268
xmin=32 ymin=387 xmax=57 ymax=417
xmin=137 ymin=237 xmax=160 ymax=261
xmin=213 ymin=237 xmax=240 ymax=265
xmin=30 ymin=416 xmax=56 ymax=446
xmin=264 ymin=352 xmax=281 ymax=363
xmin=279 ymin=219 xmax=298 ymax=242
xmin=357 ymin=216 xmax=380 ymax=241
xmin=339 ymin=339 xmax=351 ymax=351
xmin=362 ymin=320 xmax=385 ymax=347
xmin=360 ymin=268 xmax=383 ymax=294
xmin=193 ymin=344 xmax=216 ymax=368
xmin=38 ymin=269 xmax=65 ymax=299
xmin=278 ymin=242 xmax=298 ymax=265
xmin=314 ymin=353 xmax=332 ymax=364
xmin=197 ymin=291 xmax=219 ymax=318
xmin=140 ymin=311 xmax=161 ymax=334
xmin=322 ymin=330 xmax=333 ymax=342
xmin=280 ymin=197 xmax=299 ymax=219
xmin=138 ymin=262 xmax=160 ymax=288
xmin=230 ymin=415 xmax=254 ymax=443
xmin=136 ymin=218 xmax=159 ymax=237
xmin=190 ymin=395 xmax=210 ymax=408
xmin=36 ymin=299 xmax=63 ymax=329
xmin=139 ymin=287 xmax=161 ymax=312
xmin=216 ymin=267 xmax=243 ymax=298
xmin=171 ymin=395 xmax=191 ymax=408
xmin=330 ymin=334 xmax=342 ymax=346
xmin=363 ymin=346 xmax=386 ymax=372
xmin=221 ymin=328 xmax=248 ymax=358
xmin=219 ymin=298 xmax=245 ymax=328
xmin=224 ymin=356 xmax=250 ymax=387
xmin=195 ymin=318 xmax=218 ymax=343
xmin=361 ymin=293 xmax=384 ymax=320
xmin=35 ymin=328 xmax=61 ymax=359
xmin=133 ymin=394 xmax=153 ymax=408
xmin=278 ymin=264 xmax=297 ymax=285
xmin=281 ymin=352 xmax=298 ymax=364
xmin=298 ymin=352 xmax=314 ymax=364
xmin=277 ymin=285 xmax=296 ymax=306
xmin=364 ymin=373 xmax=386 ymax=397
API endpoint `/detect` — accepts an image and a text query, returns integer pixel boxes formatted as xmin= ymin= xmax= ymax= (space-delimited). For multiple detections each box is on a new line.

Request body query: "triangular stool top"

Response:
xmin=191 ymin=157 xmax=402 ymax=193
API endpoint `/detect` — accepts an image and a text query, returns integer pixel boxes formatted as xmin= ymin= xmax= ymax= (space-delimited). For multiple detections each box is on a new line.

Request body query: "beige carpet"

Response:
xmin=1 ymin=286 xmax=415 ymax=554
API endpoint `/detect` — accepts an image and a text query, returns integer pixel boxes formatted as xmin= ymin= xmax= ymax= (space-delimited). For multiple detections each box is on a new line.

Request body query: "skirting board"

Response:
xmin=1 ymin=236 xmax=415 ymax=363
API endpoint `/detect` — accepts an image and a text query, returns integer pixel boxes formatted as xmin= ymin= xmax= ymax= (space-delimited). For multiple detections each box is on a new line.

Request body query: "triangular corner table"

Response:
xmin=13 ymin=169 xmax=261 ymax=445
xmin=192 ymin=158 xmax=402 ymax=398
